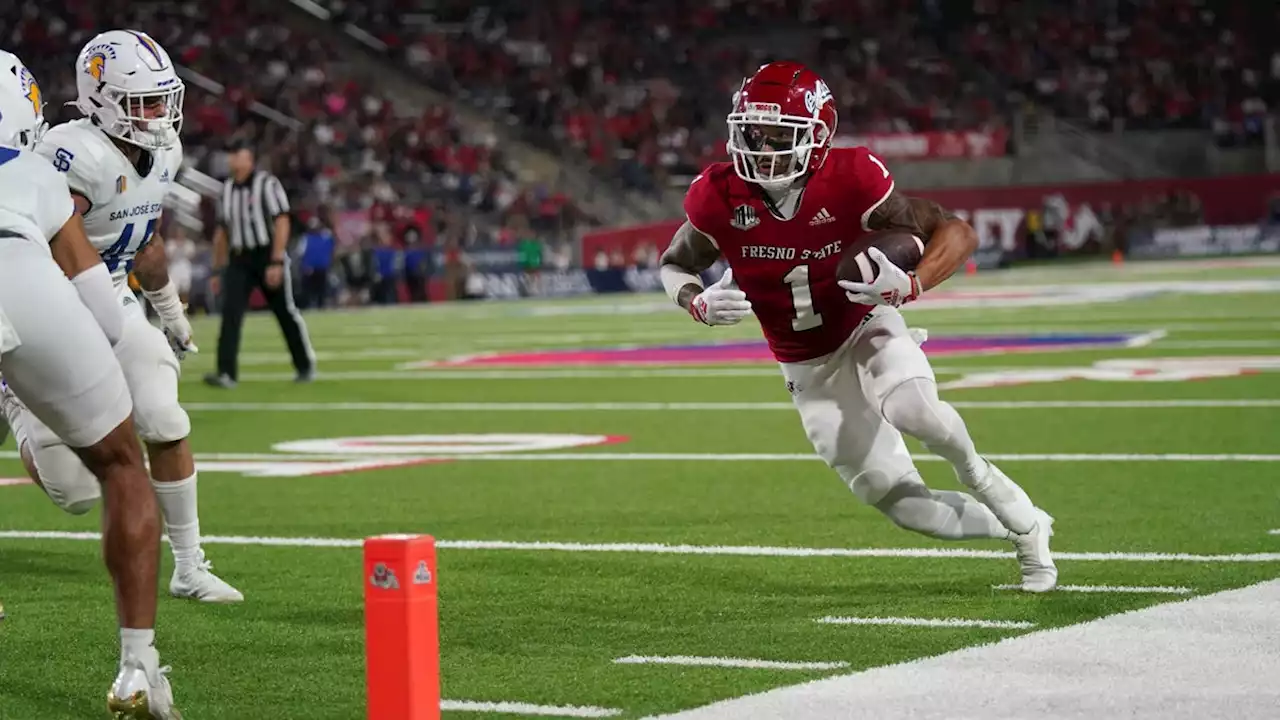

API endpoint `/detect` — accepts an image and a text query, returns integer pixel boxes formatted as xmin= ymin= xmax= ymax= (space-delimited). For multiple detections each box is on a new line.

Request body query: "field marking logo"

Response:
xmin=939 ymin=356 xmax=1280 ymax=390
xmin=0 ymin=433 xmax=628 ymax=484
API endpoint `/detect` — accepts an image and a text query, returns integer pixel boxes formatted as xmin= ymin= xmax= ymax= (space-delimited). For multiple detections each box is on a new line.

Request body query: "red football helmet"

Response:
xmin=727 ymin=61 xmax=838 ymax=190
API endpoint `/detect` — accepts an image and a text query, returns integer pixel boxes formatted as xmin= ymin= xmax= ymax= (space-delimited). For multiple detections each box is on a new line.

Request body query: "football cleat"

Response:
xmin=107 ymin=645 xmax=181 ymax=719
xmin=1011 ymin=509 xmax=1058 ymax=593
xmin=169 ymin=551 xmax=244 ymax=603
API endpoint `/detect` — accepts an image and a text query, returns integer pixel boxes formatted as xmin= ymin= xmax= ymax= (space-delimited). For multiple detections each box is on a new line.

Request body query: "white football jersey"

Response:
xmin=0 ymin=145 xmax=75 ymax=253
xmin=35 ymin=119 xmax=182 ymax=286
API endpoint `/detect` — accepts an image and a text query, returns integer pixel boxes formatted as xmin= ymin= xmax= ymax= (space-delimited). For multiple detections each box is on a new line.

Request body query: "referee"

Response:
xmin=204 ymin=140 xmax=315 ymax=388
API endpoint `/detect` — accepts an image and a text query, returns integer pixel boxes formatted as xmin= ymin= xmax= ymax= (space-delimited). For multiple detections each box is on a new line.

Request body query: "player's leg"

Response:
xmin=116 ymin=301 xmax=243 ymax=603
xmin=212 ymin=261 xmax=253 ymax=384
xmin=259 ymin=256 xmax=316 ymax=380
xmin=0 ymin=243 xmax=179 ymax=715
xmin=783 ymin=356 xmax=1012 ymax=541
xmin=853 ymin=309 xmax=1056 ymax=591
xmin=0 ymin=388 xmax=102 ymax=514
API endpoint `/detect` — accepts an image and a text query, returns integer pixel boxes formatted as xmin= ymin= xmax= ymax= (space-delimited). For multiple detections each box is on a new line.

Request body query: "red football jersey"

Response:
xmin=684 ymin=147 xmax=896 ymax=363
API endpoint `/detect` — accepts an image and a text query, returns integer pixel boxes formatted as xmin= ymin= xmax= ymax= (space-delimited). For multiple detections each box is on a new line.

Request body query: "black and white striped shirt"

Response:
xmin=220 ymin=170 xmax=290 ymax=253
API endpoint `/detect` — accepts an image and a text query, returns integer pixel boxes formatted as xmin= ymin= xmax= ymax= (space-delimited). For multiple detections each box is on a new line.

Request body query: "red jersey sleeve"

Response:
xmin=845 ymin=147 xmax=896 ymax=231
xmin=682 ymin=168 xmax=731 ymax=248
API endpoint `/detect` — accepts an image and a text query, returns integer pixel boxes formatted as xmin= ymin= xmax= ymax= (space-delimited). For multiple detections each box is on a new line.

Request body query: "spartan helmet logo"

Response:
xmin=87 ymin=53 xmax=107 ymax=82
xmin=21 ymin=70 xmax=40 ymax=115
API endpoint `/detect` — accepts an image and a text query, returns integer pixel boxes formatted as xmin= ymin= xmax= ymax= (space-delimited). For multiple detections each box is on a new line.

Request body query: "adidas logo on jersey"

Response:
xmin=159 ymin=169 xmax=170 ymax=183
xmin=809 ymin=207 xmax=836 ymax=226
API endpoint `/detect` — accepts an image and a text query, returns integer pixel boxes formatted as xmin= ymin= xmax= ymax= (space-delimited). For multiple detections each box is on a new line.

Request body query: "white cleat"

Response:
xmin=169 ymin=551 xmax=244 ymax=603
xmin=1011 ymin=509 xmax=1057 ymax=593
xmin=108 ymin=645 xmax=181 ymax=719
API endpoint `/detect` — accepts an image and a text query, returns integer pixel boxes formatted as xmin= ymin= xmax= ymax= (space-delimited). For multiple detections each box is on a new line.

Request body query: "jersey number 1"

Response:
xmin=103 ymin=218 xmax=157 ymax=272
xmin=783 ymin=264 xmax=823 ymax=331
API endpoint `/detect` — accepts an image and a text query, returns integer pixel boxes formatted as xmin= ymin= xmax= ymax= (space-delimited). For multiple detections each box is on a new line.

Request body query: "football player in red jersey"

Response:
xmin=660 ymin=61 xmax=1056 ymax=592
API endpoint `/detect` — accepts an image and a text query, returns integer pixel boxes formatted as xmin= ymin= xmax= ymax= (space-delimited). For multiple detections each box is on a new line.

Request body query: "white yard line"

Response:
xmin=992 ymin=584 xmax=1193 ymax=595
xmin=614 ymin=656 xmax=849 ymax=671
xmin=816 ymin=616 xmax=1036 ymax=630
xmin=180 ymin=399 xmax=1280 ymax=412
xmin=2 ymin=450 xmax=1279 ymax=464
xmin=648 ymin=580 xmax=1280 ymax=720
xmin=441 ymin=700 xmax=621 ymax=717
xmin=1 ymin=531 xmax=1278 ymax=563
xmin=1269 ymin=529 xmax=1280 ymax=536
xmin=1154 ymin=339 xmax=1280 ymax=349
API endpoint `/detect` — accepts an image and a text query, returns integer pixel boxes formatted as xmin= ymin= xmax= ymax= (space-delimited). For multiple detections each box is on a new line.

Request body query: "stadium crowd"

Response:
xmin=4 ymin=0 xmax=1277 ymax=306
xmin=318 ymin=0 xmax=1278 ymax=191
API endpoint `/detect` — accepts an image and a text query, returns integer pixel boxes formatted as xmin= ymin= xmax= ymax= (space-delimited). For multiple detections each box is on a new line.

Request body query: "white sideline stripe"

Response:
xmin=1156 ymin=339 xmax=1280 ymax=349
xmin=649 ymin=580 xmax=1280 ymax=720
xmin=614 ymin=655 xmax=849 ymax=671
xmin=993 ymin=584 xmax=1193 ymax=595
xmin=435 ymin=452 xmax=1280 ymax=463
xmin=199 ymin=365 xmax=1156 ymax=382
xmin=441 ymin=699 xmax=621 ymax=717
xmin=5 ymin=451 xmax=1280 ymax=464
xmin=2 ymin=531 xmax=1279 ymax=563
xmin=180 ymin=399 xmax=1280 ymax=412
xmin=1269 ymin=529 xmax=1280 ymax=535
xmin=817 ymin=616 xmax=1036 ymax=630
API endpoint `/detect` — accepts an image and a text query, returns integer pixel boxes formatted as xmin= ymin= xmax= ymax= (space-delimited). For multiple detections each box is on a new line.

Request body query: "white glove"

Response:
xmin=689 ymin=268 xmax=752 ymax=326
xmin=838 ymin=247 xmax=922 ymax=308
xmin=141 ymin=281 xmax=199 ymax=360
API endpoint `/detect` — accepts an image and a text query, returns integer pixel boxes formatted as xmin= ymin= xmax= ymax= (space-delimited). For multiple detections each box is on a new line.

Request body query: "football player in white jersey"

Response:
xmin=1 ymin=29 xmax=243 ymax=603
xmin=0 ymin=49 xmax=181 ymax=720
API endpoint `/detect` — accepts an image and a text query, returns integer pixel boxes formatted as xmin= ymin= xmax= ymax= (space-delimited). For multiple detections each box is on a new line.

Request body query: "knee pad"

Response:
xmin=117 ymin=319 xmax=190 ymax=444
xmin=133 ymin=398 xmax=190 ymax=444
xmin=881 ymin=377 xmax=954 ymax=448
xmin=129 ymin=360 xmax=190 ymax=444
xmin=29 ymin=440 xmax=101 ymax=515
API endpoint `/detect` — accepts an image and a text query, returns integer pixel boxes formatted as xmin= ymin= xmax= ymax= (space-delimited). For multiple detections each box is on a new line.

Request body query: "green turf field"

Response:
xmin=1 ymin=257 xmax=1278 ymax=719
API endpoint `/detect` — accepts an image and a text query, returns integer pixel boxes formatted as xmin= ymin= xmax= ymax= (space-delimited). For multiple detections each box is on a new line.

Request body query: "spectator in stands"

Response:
xmin=298 ymin=215 xmax=336 ymax=309
xmin=371 ymin=233 xmax=402 ymax=305
xmin=402 ymin=226 xmax=431 ymax=303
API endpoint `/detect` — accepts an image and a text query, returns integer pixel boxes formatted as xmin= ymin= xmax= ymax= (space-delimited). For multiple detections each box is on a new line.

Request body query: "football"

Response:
xmin=837 ymin=229 xmax=926 ymax=284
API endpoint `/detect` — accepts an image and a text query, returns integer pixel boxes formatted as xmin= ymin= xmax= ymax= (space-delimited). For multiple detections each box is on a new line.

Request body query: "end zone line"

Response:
xmin=441 ymin=700 xmax=621 ymax=717
xmin=614 ymin=656 xmax=849 ymax=671
xmin=1 ymin=531 xmax=1277 ymax=563
xmin=992 ymin=584 xmax=1193 ymax=595
xmin=817 ymin=616 xmax=1036 ymax=630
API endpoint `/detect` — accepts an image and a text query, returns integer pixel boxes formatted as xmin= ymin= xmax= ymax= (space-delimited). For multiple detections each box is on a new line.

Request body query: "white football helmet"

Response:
xmin=0 ymin=49 xmax=46 ymax=150
xmin=74 ymin=30 xmax=184 ymax=150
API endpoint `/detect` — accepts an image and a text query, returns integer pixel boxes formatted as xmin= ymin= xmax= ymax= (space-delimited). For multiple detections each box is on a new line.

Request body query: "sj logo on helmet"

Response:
xmin=804 ymin=80 xmax=833 ymax=115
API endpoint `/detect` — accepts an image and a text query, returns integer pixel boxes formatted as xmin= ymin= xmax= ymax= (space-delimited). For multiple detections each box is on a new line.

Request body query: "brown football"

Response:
xmin=836 ymin=229 xmax=926 ymax=284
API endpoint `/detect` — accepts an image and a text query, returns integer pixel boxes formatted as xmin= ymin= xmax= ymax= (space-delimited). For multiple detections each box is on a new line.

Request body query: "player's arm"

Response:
xmin=135 ymin=229 xmax=198 ymax=358
xmin=49 ymin=213 xmax=124 ymax=345
xmin=660 ymin=221 xmax=751 ymax=326
xmin=132 ymin=232 xmax=170 ymax=291
xmin=866 ymin=191 xmax=976 ymax=291
xmin=659 ymin=221 xmax=721 ymax=311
